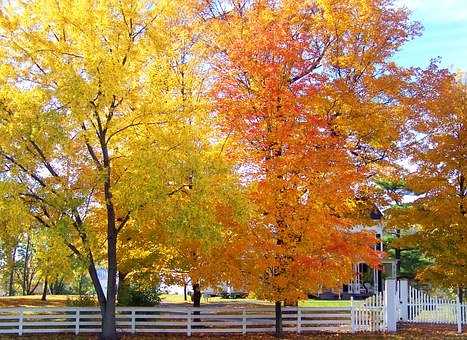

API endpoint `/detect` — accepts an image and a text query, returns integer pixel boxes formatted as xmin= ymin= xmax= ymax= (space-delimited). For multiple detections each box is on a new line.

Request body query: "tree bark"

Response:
xmin=87 ymin=258 xmax=106 ymax=309
xmin=22 ymin=235 xmax=30 ymax=295
xmin=395 ymin=229 xmax=401 ymax=278
xmin=7 ymin=245 xmax=17 ymax=296
xmin=100 ymin=134 xmax=118 ymax=340
xmin=275 ymin=301 xmax=282 ymax=338
xmin=184 ymin=282 xmax=187 ymax=301
xmin=41 ymin=277 xmax=48 ymax=301
xmin=28 ymin=275 xmax=41 ymax=295
xmin=78 ymin=276 xmax=83 ymax=296
xmin=192 ymin=283 xmax=201 ymax=326
xmin=117 ymin=271 xmax=129 ymax=305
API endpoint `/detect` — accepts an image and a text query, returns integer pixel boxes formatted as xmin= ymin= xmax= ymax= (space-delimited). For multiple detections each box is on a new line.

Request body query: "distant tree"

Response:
xmin=387 ymin=72 xmax=466 ymax=299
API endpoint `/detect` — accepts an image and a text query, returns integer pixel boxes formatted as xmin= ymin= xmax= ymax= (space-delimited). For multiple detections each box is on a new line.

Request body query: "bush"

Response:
xmin=118 ymin=284 xmax=161 ymax=306
xmin=65 ymin=294 xmax=97 ymax=307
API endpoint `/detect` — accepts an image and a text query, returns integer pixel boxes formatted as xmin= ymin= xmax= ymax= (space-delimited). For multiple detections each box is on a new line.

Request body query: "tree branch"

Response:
xmin=0 ymin=150 xmax=47 ymax=187
xmin=82 ymin=123 xmax=103 ymax=170
xmin=28 ymin=139 xmax=59 ymax=177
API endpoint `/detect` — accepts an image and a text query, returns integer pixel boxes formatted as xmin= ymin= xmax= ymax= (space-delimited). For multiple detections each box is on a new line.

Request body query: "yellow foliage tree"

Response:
xmin=0 ymin=1 xmax=211 ymax=338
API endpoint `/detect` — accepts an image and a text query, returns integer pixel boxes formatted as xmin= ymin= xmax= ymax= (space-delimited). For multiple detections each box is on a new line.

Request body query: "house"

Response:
xmin=316 ymin=206 xmax=397 ymax=300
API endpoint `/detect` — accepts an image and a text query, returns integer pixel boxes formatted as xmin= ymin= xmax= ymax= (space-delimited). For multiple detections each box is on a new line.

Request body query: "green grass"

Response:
xmin=160 ymin=293 xmax=187 ymax=303
xmin=160 ymin=294 xmax=351 ymax=307
xmin=160 ymin=294 xmax=272 ymax=305
xmin=0 ymin=295 xmax=79 ymax=307
xmin=0 ymin=294 xmax=351 ymax=308
xmin=299 ymin=299 xmax=351 ymax=307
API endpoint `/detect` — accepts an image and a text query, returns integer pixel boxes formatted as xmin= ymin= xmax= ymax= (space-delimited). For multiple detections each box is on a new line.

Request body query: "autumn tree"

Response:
xmin=112 ymin=142 xmax=250 ymax=305
xmin=0 ymin=1 xmax=208 ymax=338
xmin=203 ymin=0 xmax=426 ymax=334
xmin=0 ymin=181 xmax=32 ymax=296
xmin=387 ymin=71 xmax=466 ymax=299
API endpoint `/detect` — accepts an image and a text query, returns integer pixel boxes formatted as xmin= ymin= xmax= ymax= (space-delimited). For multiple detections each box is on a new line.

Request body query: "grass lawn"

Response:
xmin=160 ymin=294 xmax=351 ymax=307
xmin=0 ymin=295 xmax=78 ymax=308
xmin=0 ymin=294 xmax=350 ymax=308
xmin=299 ymin=299 xmax=350 ymax=307
xmin=160 ymin=293 xmax=272 ymax=306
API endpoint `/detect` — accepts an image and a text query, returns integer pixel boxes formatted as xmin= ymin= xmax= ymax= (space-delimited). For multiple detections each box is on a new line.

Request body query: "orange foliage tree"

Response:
xmin=202 ymin=0 xmax=426 ymax=318
xmin=387 ymin=70 xmax=466 ymax=294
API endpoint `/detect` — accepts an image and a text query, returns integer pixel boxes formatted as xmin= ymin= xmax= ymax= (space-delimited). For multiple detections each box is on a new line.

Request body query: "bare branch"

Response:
xmin=82 ymin=123 xmax=103 ymax=170
xmin=28 ymin=139 xmax=59 ymax=177
xmin=116 ymin=211 xmax=131 ymax=234
xmin=0 ymin=150 xmax=47 ymax=187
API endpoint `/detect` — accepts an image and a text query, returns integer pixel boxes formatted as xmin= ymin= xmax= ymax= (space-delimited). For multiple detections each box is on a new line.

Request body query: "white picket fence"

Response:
xmin=397 ymin=279 xmax=466 ymax=333
xmin=0 ymin=304 xmax=383 ymax=335
xmin=353 ymin=292 xmax=385 ymax=332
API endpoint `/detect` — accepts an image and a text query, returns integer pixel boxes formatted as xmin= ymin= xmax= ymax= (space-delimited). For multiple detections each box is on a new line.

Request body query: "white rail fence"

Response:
xmin=0 ymin=304 xmax=382 ymax=335
xmin=397 ymin=279 xmax=466 ymax=333
xmin=8 ymin=279 xmax=464 ymax=336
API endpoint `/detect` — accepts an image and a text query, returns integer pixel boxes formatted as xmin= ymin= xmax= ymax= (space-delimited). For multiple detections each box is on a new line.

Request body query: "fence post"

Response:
xmin=131 ymin=309 xmax=136 ymax=334
xmin=384 ymin=279 xmax=397 ymax=332
xmin=456 ymin=294 xmax=462 ymax=333
xmin=350 ymin=296 xmax=356 ymax=333
xmin=18 ymin=307 xmax=23 ymax=336
xmin=75 ymin=309 xmax=80 ymax=335
xmin=187 ymin=309 xmax=192 ymax=336
xmin=384 ymin=278 xmax=397 ymax=332
xmin=242 ymin=309 xmax=246 ymax=334
xmin=399 ymin=279 xmax=409 ymax=322
xmin=297 ymin=308 xmax=302 ymax=334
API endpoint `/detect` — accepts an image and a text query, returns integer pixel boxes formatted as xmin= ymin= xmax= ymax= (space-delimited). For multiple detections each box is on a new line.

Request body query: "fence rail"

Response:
xmin=0 ymin=305 xmax=380 ymax=335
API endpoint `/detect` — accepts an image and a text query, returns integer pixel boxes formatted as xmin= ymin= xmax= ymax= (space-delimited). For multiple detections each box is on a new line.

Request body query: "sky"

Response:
xmin=394 ymin=0 xmax=467 ymax=71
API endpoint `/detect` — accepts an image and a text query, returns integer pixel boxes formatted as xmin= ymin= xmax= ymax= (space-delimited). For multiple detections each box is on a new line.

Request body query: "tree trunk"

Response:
xmin=83 ymin=248 xmax=109 ymax=339
xmin=87 ymin=261 xmax=113 ymax=339
xmin=117 ymin=271 xmax=129 ymax=306
xmin=28 ymin=275 xmax=41 ymax=295
xmin=101 ymin=220 xmax=117 ymax=338
xmin=184 ymin=282 xmax=187 ymax=301
xmin=22 ymin=235 xmax=30 ymax=295
xmin=41 ymin=277 xmax=48 ymax=301
xmin=192 ymin=283 xmax=201 ymax=326
xmin=87 ymin=258 xmax=106 ymax=309
xmin=395 ymin=229 xmax=401 ymax=278
xmin=275 ymin=301 xmax=282 ymax=338
xmin=8 ymin=245 xmax=17 ymax=296
xmin=459 ymin=286 xmax=464 ymax=304
xmin=78 ymin=276 xmax=83 ymax=296
xmin=102 ymin=164 xmax=118 ymax=339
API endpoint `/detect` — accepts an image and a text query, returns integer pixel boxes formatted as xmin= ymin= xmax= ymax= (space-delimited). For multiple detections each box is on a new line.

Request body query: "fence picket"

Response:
xmin=18 ymin=308 xmax=23 ymax=336
xmin=186 ymin=310 xmax=192 ymax=336
xmin=297 ymin=309 xmax=302 ymax=334
xmin=131 ymin=310 xmax=135 ymax=334
xmin=75 ymin=309 xmax=80 ymax=335
xmin=242 ymin=309 xmax=247 ymax=334
xmin=401 ymin=281 xmax=463 ymax=333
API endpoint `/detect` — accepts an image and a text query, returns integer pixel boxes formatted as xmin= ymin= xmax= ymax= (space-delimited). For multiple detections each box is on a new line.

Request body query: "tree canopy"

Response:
xmin=0 ymin=0 xmax=463 ymax=338
xmin=387 ymin=72 xmax=466 ymax=289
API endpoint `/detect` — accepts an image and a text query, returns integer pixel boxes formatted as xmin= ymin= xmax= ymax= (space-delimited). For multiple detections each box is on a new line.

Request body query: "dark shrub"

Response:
xmin=118 ymin=284 xmax=161 ymax=306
